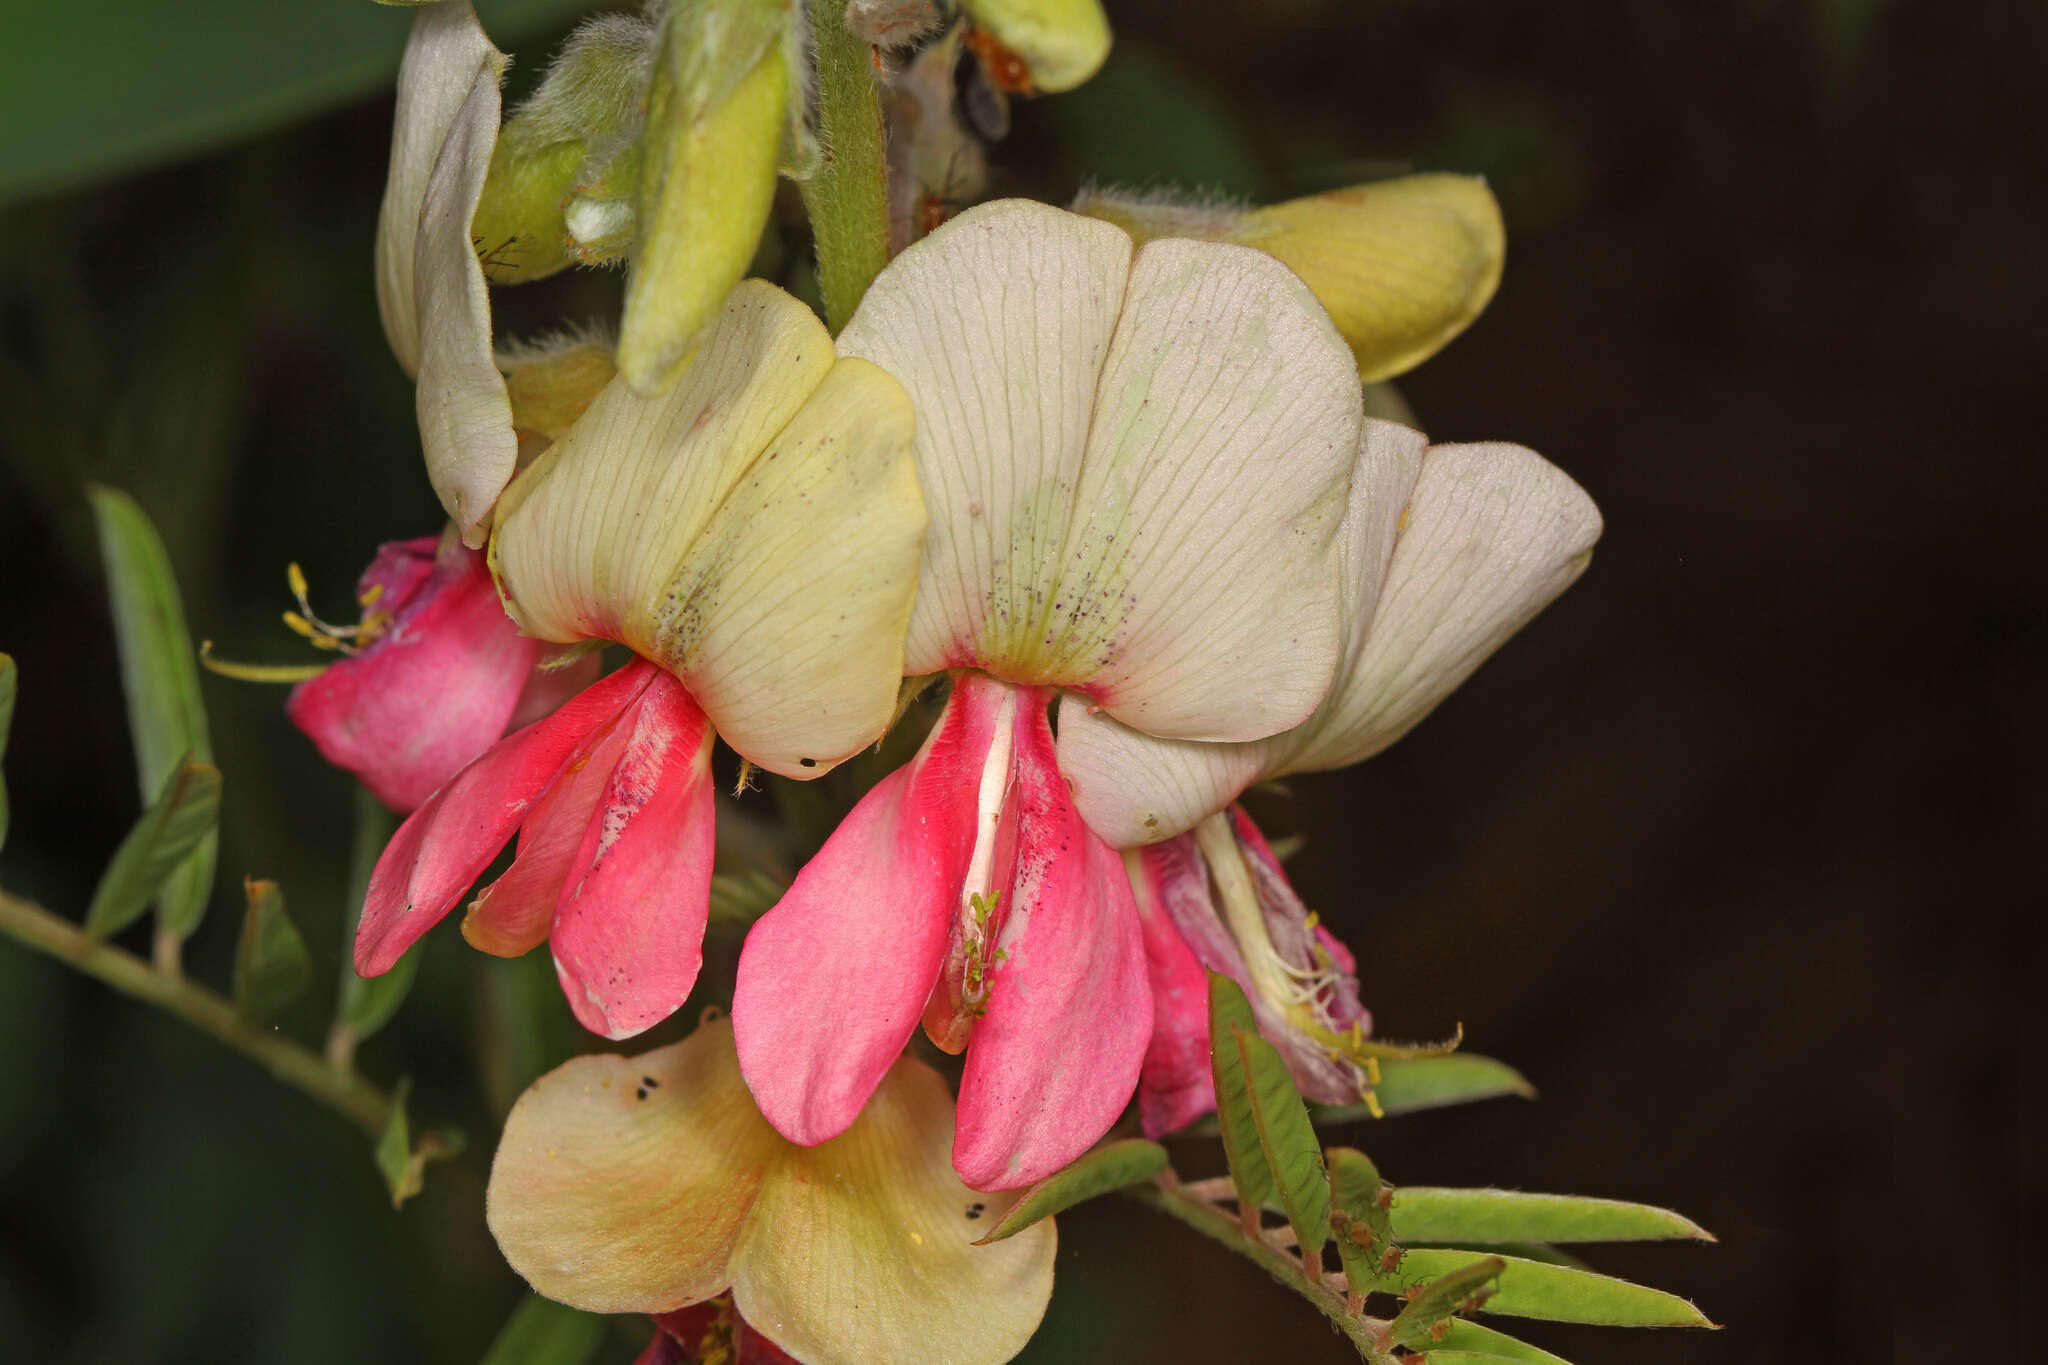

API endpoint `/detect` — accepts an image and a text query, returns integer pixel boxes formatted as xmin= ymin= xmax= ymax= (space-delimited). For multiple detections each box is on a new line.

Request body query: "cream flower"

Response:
xmin=488 ymin=1018 xmax=1054 ymax=1365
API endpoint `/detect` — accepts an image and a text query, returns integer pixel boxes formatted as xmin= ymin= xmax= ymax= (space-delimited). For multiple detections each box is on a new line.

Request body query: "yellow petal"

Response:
xmin=486 ymin=1018 xmax=771 ymax=1314
xmin=618 ymin=3 xmax=790 ymax=395
xmin=1233 ymin=175 xmax=1506 ymax=383
xmin=735 ymin=1049 xmax=1055 ymax=1365
xmin=487 ymin=1018 xmax=1057 ymax=1365
xmin=490 ymin=280 xmax=832 ymax=650
xmin=648 ymin=357 xmax=924 ymax=779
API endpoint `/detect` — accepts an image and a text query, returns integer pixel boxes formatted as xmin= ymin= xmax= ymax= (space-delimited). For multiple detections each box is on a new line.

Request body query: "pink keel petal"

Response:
xmin=355 ymin=662 xmax=657 ymax=975
xmin=953 ymin=702 xmax=1151 ymax=1190
xmin=1129 ymin=839 xmax=1218 ymax=1138
xmin=549 ymin=671 xmax=716 ymax=1040
xmin=732 ymin=675 xmax=1009 ymax=1147
xmin=508 ymin=645 xmax=605 ymax=731
xmin=288 ymin=540 xmax=537 ymax=813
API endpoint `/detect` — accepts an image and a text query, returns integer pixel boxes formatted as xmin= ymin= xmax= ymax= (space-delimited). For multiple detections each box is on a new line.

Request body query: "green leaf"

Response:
xmin=974 ymin=1138 xmax=1168 ymax=1245
xmin=1327 ymin=1146 xmax=1397 ymax=1294
xmin=0 ymin=652 xmax=16 ymax=853
xmin=1207 ymin=972 xmax=1273 ymax=1217
xmin=1234 ymin=1026 xmax=1331 ymax=1271
xmin=374 ymin=1076 xmax=464 ymax=1210
xmin=1408 ymin=1353 xmax=1532 ymax=1364
xmin=1390 ymin=1249 xmax=1716 ymax=1328
xmin=335 ymin=786 xmax=416 ymax=1042
xmin=1317 ymin=1054 xmax=1534 ymax=1123
xmin=1391 ymin=1188 xmax=1712 ymax=1246
xmin=3 ymin=0 xmax=604 ymax=205
xmin=706 ymin=869 xmax=786 ymax=933
xmin=478 ymin=1294 xmax=607 ymax=1365
xmin=1378 ymin=1256 xmax=1504 ymax=1351
xmin=88 ymin=485 xmax=215 ymax=940
xmin=82 ymin=755 xmax=222 ymax=940
xmin=233 ymin=878 xmax=311 ymax=1023
xmin=1430 ymin=1318 xmax=1572 ymax=1364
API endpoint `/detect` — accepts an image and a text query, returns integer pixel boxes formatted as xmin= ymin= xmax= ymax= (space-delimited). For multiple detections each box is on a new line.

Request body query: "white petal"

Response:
xmin=1062 ymin=237 xmax=1359 ymax=740
xmin=735 ymin=1052 xmax=1056 ymax=1365
xmin=838 ymin=198 xmax=1133 ymax=678
xmin=1056 ymin=418 xmax=1425 ymax=843
xmin=1056 ymin=695 xmax=1269 ymax=847
xmin=1283 ymin=441 xmax=1602 ymax=771
xmin=415 ymin=59 xmax=518 ymax=543
xmin=374 ymin=0 xmax=502 ymax=376
xmin=490 ymin=281 xmax=834 ymax=649
xmin=651 ymin=356 xmax=926 ymax=777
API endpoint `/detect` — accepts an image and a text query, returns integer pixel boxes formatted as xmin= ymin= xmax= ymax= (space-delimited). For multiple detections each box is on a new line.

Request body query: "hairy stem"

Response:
xmin=1123 ymin=1175 xmax=1396 ymax=1362
xmin=0 ymin=887 xmax=392 ymax=1137
xmin=801 ymin=0 xmax=891 ymax=332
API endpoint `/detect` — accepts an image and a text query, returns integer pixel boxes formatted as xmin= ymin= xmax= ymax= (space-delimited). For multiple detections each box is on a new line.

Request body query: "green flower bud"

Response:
xmin=470 ymin=12 xmax=661 ymax=285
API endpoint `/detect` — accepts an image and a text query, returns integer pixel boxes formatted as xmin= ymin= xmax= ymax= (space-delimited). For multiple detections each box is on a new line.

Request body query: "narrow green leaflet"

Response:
xmin=1234 ymin=1026 xmax=1332 ymax=1272
xmin=1430 ymin=1318 xmax=1572 ymax=1364
xmin=1392 ymin=1249 xmax=1715 ymax=1328
xmin=1317 ymin=1054 xmax=1534 ymax=1123
xmin=1327 ymin=1146 xmax=1397 ymax=1294
xmin=0 ymin=653 xmax=16 ymax=852
xmin=1409 ymin=1353 xmax=1533 ymax=1364
xmin=233 ymin=878 xmax=311 ymax=1024
xmin=1378 ymin=1257 xmax=1503 ymax=1351
xmin=1207 ymin=972 xmax=1274 ymax=1217
xmin=375 ymin=1077 xmax=464 ymax=1210
xmin=88 ymin=486 xmax=215 ymax=940
xmin=974 ymin=1138 xmax=1168 ymax=1245
xmin=336 ymin=786 xmax=416 ymax=1041
xmin=1392 ymin=1188 xmax=1711 ymax=1246
xmin=82 ymin=756 xmax=222 ymax=940
xmin=478 ymin=1293 xmax=607 ymax=1365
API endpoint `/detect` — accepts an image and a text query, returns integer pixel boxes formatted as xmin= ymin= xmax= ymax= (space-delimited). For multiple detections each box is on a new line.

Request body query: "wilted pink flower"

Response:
xmin=286 ymin=534 xmax=596 ymax=812
xmin=733 ymin=200 xmax=1369 ymax=1189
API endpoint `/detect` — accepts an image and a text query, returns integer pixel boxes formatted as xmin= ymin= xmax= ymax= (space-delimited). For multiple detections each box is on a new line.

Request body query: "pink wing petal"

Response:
xmin=355 ymin=662 xmax=656 ymax=975
xmin=508 ymin=644 xmax=606 ymax=731
xmin=952 ymin=700 xmax=1151 ymax=1190
xmin=289 ymin=539 xmax=539 ymax=813
xmin=732 ymin=673 xmax=1009 ymax=1147
xmin=548 ymin=670 xmax=717 ymax=1040
xmin=1129 ymin=836 xmax=1219 ymax=1137
xmin=462 ymin=709 xmax=633 ymax=957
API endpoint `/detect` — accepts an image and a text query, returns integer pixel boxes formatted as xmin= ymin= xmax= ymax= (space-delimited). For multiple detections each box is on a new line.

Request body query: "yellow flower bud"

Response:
xmin=1076 ymin=175 xmax=1507 ymax=383
xmin=957 ymin=0 xmax=1112 ymax=94
xmin=617 ymin=0 xmax=795 ymax=396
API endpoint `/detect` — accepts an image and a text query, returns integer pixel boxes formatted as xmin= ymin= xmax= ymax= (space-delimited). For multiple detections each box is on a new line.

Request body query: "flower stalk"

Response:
xmin=0 ymin=886 xmax=393 ymax=1137
xmin=803 ymin=0 xmax=892 ymax=332
xmin=1121 ymin=1174 xmax=1397 ymax=1362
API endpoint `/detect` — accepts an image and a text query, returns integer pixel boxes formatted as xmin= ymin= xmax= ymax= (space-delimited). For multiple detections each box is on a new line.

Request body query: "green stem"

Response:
xmin=0 ymin=887 xmax=392 ymax=1137
xmin=1123 ymin=1176 xmax=1397 ymax=1362
xmin=801 ymin=0 xmax=891 ymax=332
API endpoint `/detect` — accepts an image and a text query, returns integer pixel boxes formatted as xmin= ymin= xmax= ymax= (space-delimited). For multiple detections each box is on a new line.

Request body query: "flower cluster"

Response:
xmin=282 ymin=3 xmax=1605 ymax=1361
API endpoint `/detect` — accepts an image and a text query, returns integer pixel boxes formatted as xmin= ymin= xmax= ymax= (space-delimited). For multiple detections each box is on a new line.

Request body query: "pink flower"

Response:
xmin=733 ymin=201 xmax=1370 ymax=1189
xmin=355 ymin=659 xmax=715 ymax=1040
xmin=286 ymin=535 xmax=596 ymax=813
xmin=352 ymin=282 xmax=925 ymax=1041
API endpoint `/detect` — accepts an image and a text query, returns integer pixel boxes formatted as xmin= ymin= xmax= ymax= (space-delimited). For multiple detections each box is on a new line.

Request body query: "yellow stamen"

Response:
xmin=197 ymin=641 xmax=329 ymax=684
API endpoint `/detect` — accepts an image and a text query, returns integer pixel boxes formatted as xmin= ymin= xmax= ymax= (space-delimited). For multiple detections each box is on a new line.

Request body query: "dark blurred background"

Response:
xmin=3 ymin=0 xmax=2028 ymax=1359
